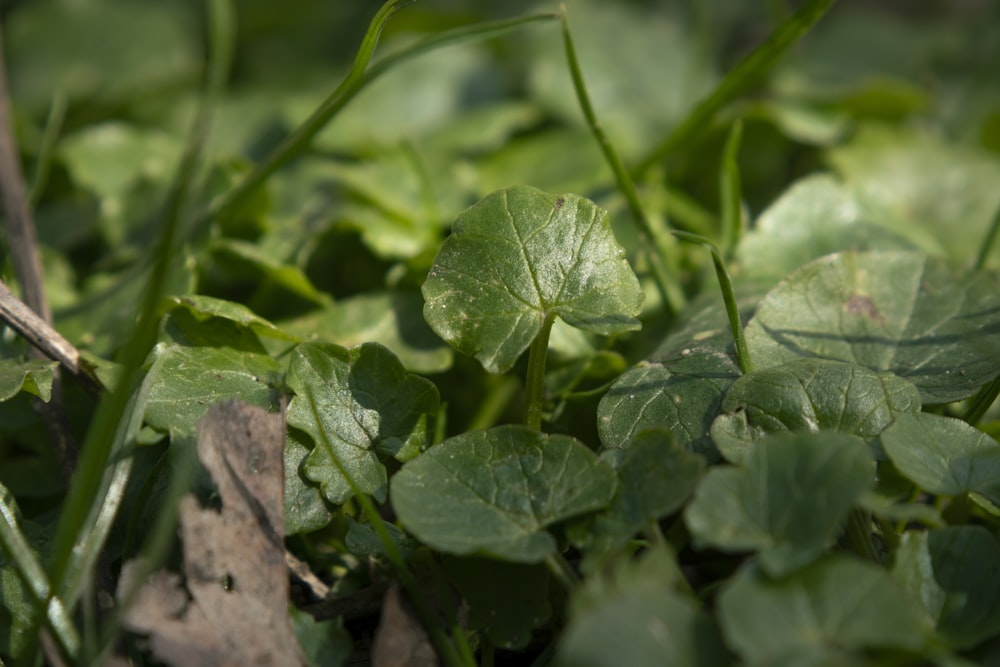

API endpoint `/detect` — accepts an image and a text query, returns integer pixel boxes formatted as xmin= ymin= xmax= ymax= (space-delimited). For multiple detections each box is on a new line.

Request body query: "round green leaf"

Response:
xmin=710 ymin=358 xmax=920 ymax=464
xmin=746 ymin=251 xmax=1000 ymax=404
xmin=422 ymin=186 xmax=643 ymax=374
xmin=881 ymin=412 xmax=1000 ymax=505
xmin=391 ymin=425 xmax=616 ymax=563
xmin=718 ymin=556 xmax=928 ymax=665
xmin=684 ymin=432 xmax=873 ymax=577
xmin=286 ymin=342 xmax=439 ymax=505
xmin=893 ymin=526 xmax=1000 ymax=649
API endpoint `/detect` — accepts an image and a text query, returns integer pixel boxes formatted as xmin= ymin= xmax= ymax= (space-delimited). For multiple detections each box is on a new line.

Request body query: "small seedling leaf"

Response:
xmin=684 ymin=432 xmax=873 ymax=577
xmin=710 ymin=358 xmax=920 ymax=464
xmin=718 ymin=556 xmax=928 ymax=665
xmin=746 ymin=251 xmax=1000 ymax=403
xmin=391 ymin=425 xmax=616 ymax=562
xmin=881 ymin=412 xmax=1000 ymax=505
xmin=422 ymin=185 xmax=642 ymax=374
xmin=286 ymin=342 xmax=439 ymax=505
xmin=893 ymin=526 xmax=1000 ymax=649
xmin=0 ymin=359 xmax=57 ymax=403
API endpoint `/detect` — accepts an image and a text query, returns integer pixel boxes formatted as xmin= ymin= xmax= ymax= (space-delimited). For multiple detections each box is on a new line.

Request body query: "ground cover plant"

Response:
xmin=1 ymin=0 xmax=1000 ymax=665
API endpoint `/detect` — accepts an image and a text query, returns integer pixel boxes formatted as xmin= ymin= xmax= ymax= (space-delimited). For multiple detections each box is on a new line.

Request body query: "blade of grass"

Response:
xmin=0 ymin=488 xmax=80 ymax=661
xmin=203 ymin=5 xmax=557 ymax=226
xmin=44 ymin=0 xmax=236 ymax=625
xmin=299 ymin=383 xmax=476 ymax=667
xmin=719 ymin=120 xmax=744 ymax=257
xmin=672 ymin=230 xmax=753 ymax=374
xmin=559 ymin=4 xmax=684 ymax=314
xmin=974 ymin=201 xmax=1000 ymax=270
xmin=632 ymin=0 xmax=835 ymax=176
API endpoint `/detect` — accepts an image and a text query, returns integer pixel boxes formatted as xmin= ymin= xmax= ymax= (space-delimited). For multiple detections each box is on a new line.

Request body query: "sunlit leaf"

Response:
xmin=746 ymin=251 xmax=1000 ymax=404
xmin=0 ymin=359 xmax=57 ymax=403
xmin=391 ymin=425 xmax=616 ymax=562
xmin=286 ymin=342 xmax=439 ymax=504
xmin=423 ymin=185 xmax=642 ymax=374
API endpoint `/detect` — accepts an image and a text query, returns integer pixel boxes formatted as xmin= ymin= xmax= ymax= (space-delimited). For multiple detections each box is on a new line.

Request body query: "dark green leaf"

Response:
xmin=710 ymin=358 xmax=920 ymax=464
xmin=575 ymin=429 xmax=704 ymax=568
xmin=0 ymin=359 xmax=57 ymax=403
xmin=881 ymin=412 xmax=1000 ymax=505
xmin=284 ymin=429 xmax=332 ymax=536
xmin=893 ymin=527 xmax=1000 ymax=649
xmin=555 ymin=545 xmax=727 ymax=667
xmin=746 ymin=251 xmax=1000 ymax=403
xmin=286 ymin=342 xmax=439 ymax=504
xmin=290 ymin=609 xmax=352 ymax=667
xmin=422 ymin=185 xmax=643 ymax=374
xmin=443 ymin=557 xmax=551 ymax=650
xmin=684 ymin=432 xmax=873 ymax=576
xmin=391 ymin=425 xmax=616 ymax=562
xmin=718 ymin=557 xmax=928 ymax=664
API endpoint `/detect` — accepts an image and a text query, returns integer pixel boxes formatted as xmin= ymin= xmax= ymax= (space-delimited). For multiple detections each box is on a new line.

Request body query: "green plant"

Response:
xmin=2 ymin=1 xmax=1000 ymax=666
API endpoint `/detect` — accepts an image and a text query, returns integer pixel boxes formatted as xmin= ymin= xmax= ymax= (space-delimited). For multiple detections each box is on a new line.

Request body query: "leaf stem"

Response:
xmin=962 ymin=375 xmax=1000 ymax=425
xmin=559 ymin=4 xmax=685 ymax=314
xmin=672 ymin=231 xmax=753 ymax=374
xmin=974 ymin=200 xmax=1000 ymax=270
xmin=719 ymin=120 xmax=744 ymax=257
xmin=843 ymin=508 xmax=881 ymax=564
xmin=525 ymin=314 xmax=556 ymax=431
xmin=545 ymin=551 xmax=580 ymax=590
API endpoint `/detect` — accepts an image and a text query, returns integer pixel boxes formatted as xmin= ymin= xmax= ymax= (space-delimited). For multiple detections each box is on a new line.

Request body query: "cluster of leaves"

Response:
xmin=2 ymin=0 xmax=1000 ymax=665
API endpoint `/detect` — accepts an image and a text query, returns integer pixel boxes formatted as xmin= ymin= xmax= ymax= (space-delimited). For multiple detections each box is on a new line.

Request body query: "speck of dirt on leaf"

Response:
xmin=554 ymin=197 xmax=564 ymax=209
xmin=844 ymin=293 xmax=885 ymax=324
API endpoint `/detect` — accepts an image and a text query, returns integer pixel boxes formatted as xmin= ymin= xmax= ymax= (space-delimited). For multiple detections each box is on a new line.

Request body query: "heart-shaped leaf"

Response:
xmin=286 ymin=342 xmax=439 ymax=504
xmin=422 ymin=185 xmax=643 ymax=374
xmin=893 ymin=526 xmax=1000 ymax=649
xmin=718 ymin=556 xmax=928 ymax=665
xmin=684 ymin=432 xmax=873 ymax=577
xmin=391 ymin=425 xmax=616 ymax=562
xmin=710 ymin=358 xmax=920 ymax=464
xmin=881 ymin=412 xmax=1000 ymax=505
xmin=746 ymin=251 xmax=1000 ymax=403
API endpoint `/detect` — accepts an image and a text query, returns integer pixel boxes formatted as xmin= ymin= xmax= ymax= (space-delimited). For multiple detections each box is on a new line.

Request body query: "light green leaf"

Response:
xmin=443 ymin=557 xmax=551 ymax=650
xmin=282 ymin=291 xmax=452 ymax=374
xmin=881 ymin=412 xmax=1000 ymax=505
xmin=210 ymin=238 xmax=332 ymax=307
xmin=0 ymin=359 xmax=57 ymax=403
xmin=554 ymin=546 xmax=727 ymax=667
xmin=746 ymin=251 xmax=1000 ymax=404
xmin=718 ymin=557 xmax=928 ymax=665
xmin=710 ymin=358 xmax=920 ymax=464
xmin=474 ymin=129 xmax=610 ymax=196
xmin=735 ymin=174 xmax=917 ymax=286
xmin=165 ymin=295 xmax=298 ymax=343
xmin=422 ymin=186 xmax=643 ymax=374
xmin=142 ymin=344 xmax=282 ymax=441
xmin=893 ymin=527 xmax=1000 ymax=649
xmin=574 ymin=429 xmax=704 ymax=568
xmin=828 ymin=126 xmax=1000 ymax=266
xmin=286 ymin=342 xmax=439 ymax=505
xmin=684 ymin=432 xmax=873 ymax=577
xmin=391 ymin=425 xmax=616 ymax=562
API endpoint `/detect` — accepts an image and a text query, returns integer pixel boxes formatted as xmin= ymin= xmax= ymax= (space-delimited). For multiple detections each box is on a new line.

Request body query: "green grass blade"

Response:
xmin=974 ymin=201 xmax=1000 ymax=270
xmin=0 ymin=488 xmax=80 ymax=662
xmin=633 ymin=0 xmax=835 ymax=175
xmin=559 ymin=4 xmax=684 ymax=314
xmin=203 ymin=7 xmax=556 ymax=226
xmin=719 ymin=120 xmax=744 ymax=257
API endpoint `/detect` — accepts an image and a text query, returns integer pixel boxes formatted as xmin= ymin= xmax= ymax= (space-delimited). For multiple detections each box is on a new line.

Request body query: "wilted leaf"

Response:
xmin=391 ymin=425 xmax=616 ymax=562
xmin=746 ymin=251 xmax=1000 ymax=404
xmin=893 ymin=526 xmax=1000 ymax=649
xmin=122 ymin=400 xmax=306 ymax=666
xmin=881 ymin=412 xmax=1000 ymax=505
xmin=286 ymin=342 xmax=439 ymax=504
xmin=422 ymin=185 xmax=643 ymax=374
xmin=710 ymin=358 xmax=920 ymax=464
xmin=718 ymin=556 xmax=928 ymax=665
xmin=684 ymin=432 xmax=873 ymax=577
